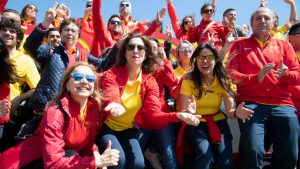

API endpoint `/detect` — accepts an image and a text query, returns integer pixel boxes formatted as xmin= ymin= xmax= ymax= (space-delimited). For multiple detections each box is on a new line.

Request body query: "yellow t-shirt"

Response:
xmin=105 ymin=72 xmax=143 ymax=131
xmin=174 ymin=65 xmax=187 ymax=79
xmin=10 ymin=52 xmax=40 ymax=100
xmin=180 ymin=77 xmax=227 ymax=122
xmin=272 ymin=25 xmax=288 ymax=40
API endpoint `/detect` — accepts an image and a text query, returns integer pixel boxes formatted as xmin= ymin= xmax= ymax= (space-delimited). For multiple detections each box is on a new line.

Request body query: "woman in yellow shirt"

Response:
xmin=178 ymin=43 xmax=253 ymax=169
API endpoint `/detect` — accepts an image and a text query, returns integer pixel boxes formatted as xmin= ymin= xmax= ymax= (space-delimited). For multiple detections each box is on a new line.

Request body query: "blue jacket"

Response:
xmin=24 ymin=25 xmax=115 ymax=112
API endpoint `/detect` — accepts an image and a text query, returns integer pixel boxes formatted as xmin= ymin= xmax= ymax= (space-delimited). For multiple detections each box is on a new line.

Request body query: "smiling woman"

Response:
xmin=0 ymin=62 xmax=120 ymax=168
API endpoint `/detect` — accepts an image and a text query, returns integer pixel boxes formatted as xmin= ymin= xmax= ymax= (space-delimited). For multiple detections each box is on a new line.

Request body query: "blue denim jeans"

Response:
xmin=96 ymin=124 xmax=144 ymax=169
xmin=138 ymin=123 xmax=178 ymax=169
xmin=239 ymin=102 xmax=299 ymax=169
xmin=184 ymin=119 xmax=233 ymax=169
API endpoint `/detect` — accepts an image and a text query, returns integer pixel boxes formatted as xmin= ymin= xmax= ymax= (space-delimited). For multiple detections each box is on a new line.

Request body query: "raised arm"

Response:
xmin=166 ymin=0 xmax=183 ymax=39
xmin=284 ymin=0 xmax=297 ymax=22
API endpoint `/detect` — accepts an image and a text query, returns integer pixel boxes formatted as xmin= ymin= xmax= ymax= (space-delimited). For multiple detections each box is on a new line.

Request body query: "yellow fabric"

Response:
xmin=174 ymin=65 xmax=187 ymax=79
xmin=296 ymin=50 xmax=300 ymax=61
xmin=254 ymin=37 xmax=270 ymax=49
xmin=105 ymin=72 xmax=143 ymax=131
xmin=272 ymin=25 xmax=288 ymax=40
xmin=80 ymin=105 xmax=87 ymax=122
xmin=10 ymin=52 xmax=40 ymax=100
xmin=180 ymin=77 xmax=227 ymax=122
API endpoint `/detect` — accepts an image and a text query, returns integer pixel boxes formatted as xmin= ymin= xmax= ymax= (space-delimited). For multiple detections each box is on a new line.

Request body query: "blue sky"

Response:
xmin=5 ymin=0 xmax=299 ymax=33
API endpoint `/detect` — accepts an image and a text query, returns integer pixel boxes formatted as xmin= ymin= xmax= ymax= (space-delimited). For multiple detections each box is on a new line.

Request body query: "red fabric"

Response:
xmin=167 ymin=2 xmax=196 ymax=41
xmin=21 ymin=20 xmax=36 ymax=35
xmin=0 ymin=81 xmax=10 ymax=124
xmin=226 ymin=35 xmax=300 ymax=106
xmin=202 ymin=111 xmax=222 ymax=144
xmin=189 ymin=19 xmax=229 ymax=52
xmin=0 ymin=0 xmax=7 ymax=13
xmin=152 ymin=59 xmax=179 ymax=112
xmin=99 ymin=66 xmax=180 ymax=129
xmin=0 ymin=94 xmax=100 ymax=169
xmin=77 ymin=17 xmax=94 ymax=51
xmin=176 ymin=111 xmax=222 ymax=166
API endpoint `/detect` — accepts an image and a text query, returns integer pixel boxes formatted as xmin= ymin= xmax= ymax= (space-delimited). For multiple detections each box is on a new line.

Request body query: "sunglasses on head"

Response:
xmin=196 ymin=55 xmax=215 ymax=63
xmin=203 ymin=9 xmax=214 ymax=14
xmin=178 ymin=45 xmax=193 ymax=52
xmin=109 ymin=20 xmax=122 ymax=25
xmin=126 ymin=44 xmax=146 ymax=51
xmin=120 ymin=3 xmax=130 ymax=7
xmin=71 ymin=72 xmax=96 ymax=83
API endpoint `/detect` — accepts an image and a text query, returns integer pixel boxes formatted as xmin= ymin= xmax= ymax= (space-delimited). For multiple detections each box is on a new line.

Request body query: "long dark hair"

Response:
xmin=189 ymin=43 xmax=235 ymax=99
xmin=0 ymin=39 xmax=18 ymax=84
xmin=181 ymin=16 xmax=193 ymax=32
xmin=115 ymin=33 xmax=156 ymax=74
xmin=20 ymin=4 xmax=37 ymax=24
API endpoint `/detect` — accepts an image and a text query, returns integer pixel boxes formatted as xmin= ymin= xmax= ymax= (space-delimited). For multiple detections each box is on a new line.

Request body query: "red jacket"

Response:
xmin=227 ymin=35 xmax=300 ymax=106
xmin=190 ymin=19 xmax=229 ymax=51
xmin=153 ymin=59 xmax=179 ymax=112
xmin=0 ymin=0 xmax=7 ymax=13
xmin=167 ymin=2 xmax=196 ymax=41
xmin=99 ymin=66 xmax=180 ymax=129
xmin=0 ymin=94 xmax=101 ymax=169
xmin=0 ymin=81 xmax=10 ymax=124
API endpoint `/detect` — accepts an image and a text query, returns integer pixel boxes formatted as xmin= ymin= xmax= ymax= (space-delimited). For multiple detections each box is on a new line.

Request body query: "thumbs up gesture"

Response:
xmin=275 ymin=58 xmax=288 ymax=78
xmin=94 ymin=140 xmax=120 ymax=168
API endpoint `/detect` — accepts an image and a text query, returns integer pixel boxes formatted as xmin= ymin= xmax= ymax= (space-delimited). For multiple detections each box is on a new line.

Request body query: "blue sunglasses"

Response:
xmin=71 ymin=72 xmax=96 ymax=83
xmin=120 ymin=3 xmax=130 ymax=7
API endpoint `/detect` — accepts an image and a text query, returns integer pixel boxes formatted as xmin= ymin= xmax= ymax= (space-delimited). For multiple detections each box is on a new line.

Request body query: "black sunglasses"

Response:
xmin=109 ymin=20 xmax=122 ymax=25
xmin=203 ymin=9 xmax=214 ymax=14
xmin=126 ymin=44 xmax=146 ymax=51
xmin=86 ymin=5 xmax=92 ymax=8
xmin=184 ymin=21 xmax=192 ymax=25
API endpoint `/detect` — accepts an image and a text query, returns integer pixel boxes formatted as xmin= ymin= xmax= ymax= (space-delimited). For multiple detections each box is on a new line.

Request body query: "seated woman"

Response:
xmin=178 ymin=43 xmax=253 ymax=169
xmin=0 ymin=43 xmax=18 ymax=124
xmin=20 ymin=4 xmax=38 ymax=35
xmin=96 ymin=33 xmax=201 ymax=169
xmin=0 ymin=62 xmax=120 ymax=169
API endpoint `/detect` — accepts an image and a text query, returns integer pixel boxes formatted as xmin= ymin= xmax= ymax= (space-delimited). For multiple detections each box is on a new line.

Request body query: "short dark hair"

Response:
xmin=0 ymin=18 xmax=24 ymax=49
xmin=289 ymin=23 xmax=300 ymax=35
xmin=107 ymin=14 xmax=121 ymax=26
xmin=223 ymin=8 xmax=235 ymax=17
xmin=3 ymin=8 xmax=20 ymax=16
xmin=46 ymin=28 xmax=60 ymax=37
xmin=200 ymin=3 xmax=212 ymax=14
xmin=59 ymin=18 xmax=81 ymax=37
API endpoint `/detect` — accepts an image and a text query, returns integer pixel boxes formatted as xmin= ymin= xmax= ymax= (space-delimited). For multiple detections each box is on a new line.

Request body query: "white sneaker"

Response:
xmin=144 ymin=148 xmax=163 ymax=169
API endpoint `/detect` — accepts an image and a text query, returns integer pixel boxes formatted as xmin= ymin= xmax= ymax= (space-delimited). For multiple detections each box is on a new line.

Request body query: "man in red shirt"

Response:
xmin=227 ymin=7 xmax=299 ymax=169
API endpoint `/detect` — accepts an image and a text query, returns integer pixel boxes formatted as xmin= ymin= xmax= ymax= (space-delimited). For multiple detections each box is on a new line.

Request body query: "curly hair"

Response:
xmin=0 ymin=18 xmax=24 ymax=49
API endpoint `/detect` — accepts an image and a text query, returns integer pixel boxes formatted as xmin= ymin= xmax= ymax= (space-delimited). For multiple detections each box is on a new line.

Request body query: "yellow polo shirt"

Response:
xmin=180 ymin=77 xmax=227 ymax=122
xmin=105 ymin=72 xmax=143 ymax=131
xmin=10 ymin=52 xmax=40 ymax=100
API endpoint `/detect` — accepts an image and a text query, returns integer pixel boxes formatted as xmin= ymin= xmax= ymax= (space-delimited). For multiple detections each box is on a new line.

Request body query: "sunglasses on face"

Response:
xmin=27 ymin=6 xmax=38 ymax=12
xmin=203 ymin=9 xmax=214 ymax=14
xmin=71 ymin=72 xmax=96 ymax=83
xmin=86 ymin=5 xmax=92 ymax=8
xmin=196 ymin=55 xmax=215 ymax=63
xmin=109 ymin=20 xmax=122 ymax=25
xmin=126 ymin=44 xmax=146 ymax=51
xmin=178 ymin=45 xmax=193 ymax=52
xmin=183 ymin=21 xmax=192 ymax=25
xmin=120 ymin=3 xmax=130 ymax=7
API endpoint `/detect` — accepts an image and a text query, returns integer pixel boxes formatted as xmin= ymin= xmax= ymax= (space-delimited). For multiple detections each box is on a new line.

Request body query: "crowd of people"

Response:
xmin=0 ymin=0 xmax=299 ymax=169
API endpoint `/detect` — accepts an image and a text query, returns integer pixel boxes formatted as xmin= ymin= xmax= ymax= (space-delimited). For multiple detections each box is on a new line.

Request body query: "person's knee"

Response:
xmin=132 ymin=156 xmax=145 ymax=169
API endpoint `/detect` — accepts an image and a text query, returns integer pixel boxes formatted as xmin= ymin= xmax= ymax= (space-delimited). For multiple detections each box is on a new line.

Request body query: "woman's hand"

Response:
xmin=186 ymin=95 xmax=196 ymax=114
xmin=177 ymin=113 xmax=201 ymax=126
xmin=104 ymin=103 xmax=125 ymax=117
xmin=94 ymin=140 xmax=120 ymax=168
xmin=235 ymin=102 xmax=254 ymax=123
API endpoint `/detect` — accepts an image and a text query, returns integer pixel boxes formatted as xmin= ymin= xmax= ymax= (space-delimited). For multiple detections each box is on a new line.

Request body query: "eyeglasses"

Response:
xmin=62 ymin=28 xmax=79 ymax=34
xmin=183 ymin=21 xmax=192 ymax=25
xmin=203 ymin=9 xmax=214 ymax=14
xmin=27 ymin=6 xmax=38 ymax=12
xmin=126 ymin=44 xmax=146 ymax=51
xmin=196 ymin=55 xmax=215 ymax=63
xmin=109 ymin=20 xmax=122 ymax=25
xmin=178 ymin=45 xmax=193 ymax=52
xmin=120 ymin=3 xmax=130 ymax=7
xmin=58 ymin=5 xmax=68 ymax=11
xmin=71 ymin=72 xmax=96 ymax=83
